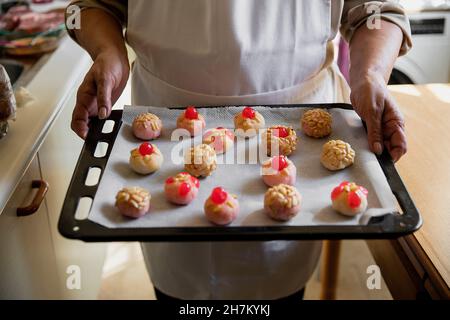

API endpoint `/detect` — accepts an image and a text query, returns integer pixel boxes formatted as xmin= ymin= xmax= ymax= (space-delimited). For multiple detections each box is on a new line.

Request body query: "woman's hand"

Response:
xmin=348 ymin=19 xmax=408 ymax=162
xmin=351 ymin=71 xmax=406 ymax=162
xmin=71 ymin=49 xmax=129 ymax=139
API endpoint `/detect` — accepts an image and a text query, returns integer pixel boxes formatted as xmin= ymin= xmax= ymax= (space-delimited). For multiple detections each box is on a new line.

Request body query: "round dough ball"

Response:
xmin=331 ymin=181 xmax=368 ymax=216
xmin=176 ymin=106 xmax=206 ymax=137
xmin=204 ymin=187 xmax=239 ymax=225
xmin=321 ymin=140 xmax=355 ymax=171
xmin=164 ymin=172 xmax=200 ymax=205
xmin=202 ymin=127 xmax=235 ymax=154
xmin=234 ymin=106 xmax=265 ymax=137
xmin=301 ymin=108 xmax=332 ymax=138
xmin=261 ymin=155 xmax=297 ymax=187
xmin=129 ymin=143 xmax=164 ymax=175
xmin=262 ymin=126 xmax=298 ymax=156
xmin=184 ymin=143 xmax=217 ymax=177
xmin=132 ymin=113 xmax=162 ymax=140
xmin=264 ymin=184 xmax=302 ymax=221
xmin=115 ymin=186 xmax=151 ymax=219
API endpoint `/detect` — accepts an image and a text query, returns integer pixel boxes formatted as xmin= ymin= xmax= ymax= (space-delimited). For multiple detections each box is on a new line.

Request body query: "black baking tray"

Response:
xmin=58 ymin=103 xmax=422 ymax=242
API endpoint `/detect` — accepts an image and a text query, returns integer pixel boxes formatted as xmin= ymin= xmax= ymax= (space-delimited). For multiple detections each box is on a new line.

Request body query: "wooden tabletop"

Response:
xmin=389 ymin=83 xmax=450 ymax=289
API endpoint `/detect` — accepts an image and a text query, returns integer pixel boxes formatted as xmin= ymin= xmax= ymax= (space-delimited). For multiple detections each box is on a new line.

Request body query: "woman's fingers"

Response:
xmin=351 ymin=81 xmax=385 ymax=156
xmin=360 ymin=94 xmax=385 ymax=156
xmin=387 ymin=128 xmax=407 ymax=162
xmin=71 ymin=72 xmax=97 ymax=139
xmin=365 ymin=109 xmax=384 ymax=155
xmin=383 ymin=97 xmax=407 ymax=162
xmin=71 ymin=50 xmax=130 ymax=140
xmin=71 ymin=105 xmax=90 ymax=140
xmin=96 ymin=72 xmax=114 ymax=120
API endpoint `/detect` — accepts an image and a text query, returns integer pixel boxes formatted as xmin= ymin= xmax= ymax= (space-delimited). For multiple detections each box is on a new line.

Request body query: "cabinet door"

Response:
xmin=0 ymin=155 xmax=60 ymax=299
xmin=38 ymin=91 xmax=106 ymax=300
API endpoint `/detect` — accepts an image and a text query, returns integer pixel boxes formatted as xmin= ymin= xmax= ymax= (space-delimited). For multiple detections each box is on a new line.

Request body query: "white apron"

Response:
xmin=126 ymin=0 xmax=350 ymax=299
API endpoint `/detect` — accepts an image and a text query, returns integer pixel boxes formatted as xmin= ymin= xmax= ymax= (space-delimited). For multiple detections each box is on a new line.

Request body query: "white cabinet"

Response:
xmin=0 ymin=94 xmax=107 ymax=299
xmin=0 ymin=155 xmax=60 ymax=299
xmin=0 ymin=38 xmax=107 ymax=299
xmin=0 ymin=77 xmax=107 ymax=300
xmin=38 ymin=88 xmax=107 ymax=300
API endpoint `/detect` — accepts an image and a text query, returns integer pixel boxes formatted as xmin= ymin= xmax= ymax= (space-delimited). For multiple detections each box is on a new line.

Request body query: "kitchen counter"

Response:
xmin=0 ymin=36 xmax=91 ymax=214
xmin=368 ymin=83 xmax=450 ymax=299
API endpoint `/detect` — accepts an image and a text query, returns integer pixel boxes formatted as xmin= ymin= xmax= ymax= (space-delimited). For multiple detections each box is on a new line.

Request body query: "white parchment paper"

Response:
xmin=88 ymin=106 xmax=397 ymax=229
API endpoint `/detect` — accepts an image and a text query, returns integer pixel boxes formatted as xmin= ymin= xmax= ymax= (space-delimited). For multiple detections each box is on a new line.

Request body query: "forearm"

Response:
xmin=73 ymin=8 xmax=128 ymax=61
xmin=349 ymin=20 xmax=403 ymax=87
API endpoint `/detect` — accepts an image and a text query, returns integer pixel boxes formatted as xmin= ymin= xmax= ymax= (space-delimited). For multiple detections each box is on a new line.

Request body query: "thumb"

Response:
xmin=96 ymin=74 xmax=114 ymax=120
xmin=71 ymin=72 xmax=96 ymax=140
xmin=365 ymin=105 xmax=384 ymax=155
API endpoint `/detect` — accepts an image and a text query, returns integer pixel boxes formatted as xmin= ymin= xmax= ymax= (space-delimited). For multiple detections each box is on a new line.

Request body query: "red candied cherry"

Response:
xmin=347 ymin=191 xmax=361 ymax=208
xmin=272 ymin=126 xmax=289 ymax=138
xmin=339 ymin=181 xmax=350 ymax=187
xmin=139 ymin=142 xmax=154 ymax=156
xmin=331 ymin=185 xmax=343 ymax=200
xmin=165 ymin=176 xmax=175 ymax=184
xmin=216 ymin=126 xmax=224 ymax=130
xmin=242 ymin=107 xmax=256 ymax=119
xmin=271 ymin=156 xmax=289 ymax=171
xmin=210 ymin=187 xmax=228 ymax=205
xmin=178 ymin=182 xmax=192 ymax=196
xmin=191 ymin=176 xmax=200 ymax=188
xmin=331 ymin=181 xmax=350 ymax=199
xmin=185 ymin=106 xmax=199 ymax=120
xmin=331 ymin=181 xmax=350 ymax=200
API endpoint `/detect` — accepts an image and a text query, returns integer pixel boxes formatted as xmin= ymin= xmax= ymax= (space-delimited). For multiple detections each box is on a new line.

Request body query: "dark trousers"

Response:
xmin=154 ymin=287 xmax=305 ymax=301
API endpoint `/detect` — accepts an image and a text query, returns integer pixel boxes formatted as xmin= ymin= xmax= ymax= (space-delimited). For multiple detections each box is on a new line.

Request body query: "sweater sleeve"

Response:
xmin=65 ymin=0 xmax=127 ymax=41
xmin=340 ymin=0 xmax=412 ymax=55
